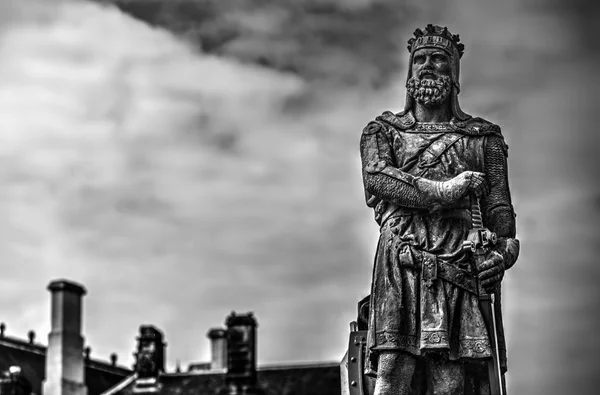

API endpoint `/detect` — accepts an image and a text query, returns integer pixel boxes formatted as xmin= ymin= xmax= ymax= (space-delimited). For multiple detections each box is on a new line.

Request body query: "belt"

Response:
xmin=421 ymin=251 xmax=478 ymax=294
xmin=379 ymin=204 xmax=473 ymax=229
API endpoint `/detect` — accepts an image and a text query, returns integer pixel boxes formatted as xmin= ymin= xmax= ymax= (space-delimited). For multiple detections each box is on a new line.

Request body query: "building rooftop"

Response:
xmin=0 ymin=326 xmax=131 ymax=395
xmin=103 ymin=362 xmax=340 ymax=395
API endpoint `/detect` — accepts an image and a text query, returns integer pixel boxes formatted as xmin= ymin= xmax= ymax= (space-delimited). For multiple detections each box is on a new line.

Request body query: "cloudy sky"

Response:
xmin=0 ymin=0 xmax=599 ymax=394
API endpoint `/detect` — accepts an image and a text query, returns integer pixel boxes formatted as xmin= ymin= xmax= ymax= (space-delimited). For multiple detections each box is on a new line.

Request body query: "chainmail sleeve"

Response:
xmin=481 ymin=135 xmax=516 ymax=237
xmin=360 ymin=121 xmax=431 ymax=209
xmin=481 ymin=134 xmax=520 ymax=269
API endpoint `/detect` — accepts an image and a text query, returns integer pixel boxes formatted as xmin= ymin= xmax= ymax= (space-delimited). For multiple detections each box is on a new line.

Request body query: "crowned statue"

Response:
xmin=348 ymin=24 xmax=520 ymax=395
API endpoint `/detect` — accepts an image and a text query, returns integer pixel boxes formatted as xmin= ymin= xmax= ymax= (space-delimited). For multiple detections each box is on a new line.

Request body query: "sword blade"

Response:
xmin=490 ymin=294 xmax=505 ymax=395
xmin=470 ymin=196 xmax=505 ymax=394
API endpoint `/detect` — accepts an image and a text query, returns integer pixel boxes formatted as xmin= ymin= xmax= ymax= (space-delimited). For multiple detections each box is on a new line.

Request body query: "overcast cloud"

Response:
xmin=0 ymin=0 xmax=599 ymax=394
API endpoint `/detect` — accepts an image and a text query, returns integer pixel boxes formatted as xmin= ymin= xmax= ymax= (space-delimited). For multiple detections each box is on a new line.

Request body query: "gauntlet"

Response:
xmin=478 ymin=237 xmax=520 ymax=292
xmin=414 ymin=171 xmax=489 ymax=206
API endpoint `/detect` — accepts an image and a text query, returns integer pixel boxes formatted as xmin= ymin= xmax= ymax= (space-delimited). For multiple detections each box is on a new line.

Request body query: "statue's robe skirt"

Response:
xmin=366 ymin=125 xmax=497 ymax=366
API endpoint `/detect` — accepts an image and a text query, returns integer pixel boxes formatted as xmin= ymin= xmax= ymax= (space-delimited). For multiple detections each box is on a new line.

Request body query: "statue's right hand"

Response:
xmin=447 ymin=171 xmax=489 ymax=199
xmin=416 ymin=171 xmax=488 ymax=206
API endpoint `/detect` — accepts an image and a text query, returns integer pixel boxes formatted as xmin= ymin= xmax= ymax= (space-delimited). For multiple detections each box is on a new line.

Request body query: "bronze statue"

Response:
xmin=356 ymin=24 xmax=520 ymax=395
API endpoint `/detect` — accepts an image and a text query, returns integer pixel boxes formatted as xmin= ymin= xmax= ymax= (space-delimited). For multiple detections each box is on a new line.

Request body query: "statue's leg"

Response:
xmin=373 ymin=351 xmax=416 ymax=395
xmin=426 ymin=358 xmax=465 ymax=395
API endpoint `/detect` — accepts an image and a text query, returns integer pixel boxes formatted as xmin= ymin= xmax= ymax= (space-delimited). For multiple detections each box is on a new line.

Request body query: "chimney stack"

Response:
xmin=42 ymin=280 xmax=87 ymax=395
xmin=222 ymin=312 xmax=262 ymax=395
xmin=134 ymin=326 xmax=165 ymax=378
xmin=206 ymin=328 xmax=227 ymax=371
xmin=132 ymin=326 xmax=165 ymax=393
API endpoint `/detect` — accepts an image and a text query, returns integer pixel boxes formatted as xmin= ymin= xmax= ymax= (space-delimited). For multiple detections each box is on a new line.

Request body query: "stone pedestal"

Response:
xmin=340 ymin=351 xmax=350 ymax=395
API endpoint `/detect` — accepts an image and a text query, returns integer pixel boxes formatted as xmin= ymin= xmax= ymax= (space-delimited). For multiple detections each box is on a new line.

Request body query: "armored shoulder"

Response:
xmin=375 ymin=110 xmax=415 ymax=130
xmin=455 ymin=116 xmax=503 ymax=137
xmin=360 ymin=119 xmax=393 ymax=174
xmin=362 ymin=120 xmax=386 ymax=135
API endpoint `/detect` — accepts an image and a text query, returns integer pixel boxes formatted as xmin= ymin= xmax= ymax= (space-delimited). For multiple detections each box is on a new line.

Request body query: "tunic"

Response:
xmin=360 ymin=110 xmax=515 ymax=373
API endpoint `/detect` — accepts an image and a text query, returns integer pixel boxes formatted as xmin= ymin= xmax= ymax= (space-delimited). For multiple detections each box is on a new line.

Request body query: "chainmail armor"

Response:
xmin=360 ymin=122 xmax=432 ymax=210
xmin=481 ymin=134 xmax=519 ymax=270
xmin=362 ymin=173 xmax=430 ymax=209
xmin=481 ymin=135 xmax=515 ymax=238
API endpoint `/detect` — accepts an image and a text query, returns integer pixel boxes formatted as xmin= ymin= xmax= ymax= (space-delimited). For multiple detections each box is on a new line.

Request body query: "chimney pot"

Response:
xmin=27 ymin=330 xmax=35 ymax=344
xmin=110 ymin=353 xmax=117 ymax=366
xmin=47 ymin=280 xmax=87 ymax=296
xmin=206 ymin=328 xmax=227 ymax=370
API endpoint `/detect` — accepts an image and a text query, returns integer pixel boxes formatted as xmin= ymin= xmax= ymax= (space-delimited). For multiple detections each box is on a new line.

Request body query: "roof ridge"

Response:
xmin=86 ymin=358 xmax=133 ymax=374
xmin=0 ymin=338 xmax=131 ymax=374
xmin=0 ymin=336 xmax=46 ymax=354
xmin=257 ymin=361 xmax=340 ymax=371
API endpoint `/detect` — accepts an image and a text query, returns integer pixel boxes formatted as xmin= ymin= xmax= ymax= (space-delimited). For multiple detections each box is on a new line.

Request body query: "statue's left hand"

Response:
xmin=478 ymin=251 xmax=505 ymax=292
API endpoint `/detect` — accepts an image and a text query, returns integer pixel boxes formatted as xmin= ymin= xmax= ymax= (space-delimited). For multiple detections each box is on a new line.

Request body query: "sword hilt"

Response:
xmin=470 ymin=194 xmax=484 ymax=229
xmin=462 ymin=229 xmax=498 ymax=253
xmin=462 ymin=195 xmax=497 ymax=253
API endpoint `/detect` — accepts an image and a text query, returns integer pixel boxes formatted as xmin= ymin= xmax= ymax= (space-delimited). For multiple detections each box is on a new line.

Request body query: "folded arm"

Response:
xmin=360 ymin=121 xmax=487 ymax=210
xmin=360 ymin=121 xmax=431 ymax=209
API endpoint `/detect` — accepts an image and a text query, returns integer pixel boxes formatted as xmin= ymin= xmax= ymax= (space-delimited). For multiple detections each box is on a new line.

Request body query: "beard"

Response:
xmin=406 ymin=73 xmax=451 ymax=107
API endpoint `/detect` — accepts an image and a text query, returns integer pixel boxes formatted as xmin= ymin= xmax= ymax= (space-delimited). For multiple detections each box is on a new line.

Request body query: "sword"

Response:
xmin=462 ymin=195 xmax=505 ymax=395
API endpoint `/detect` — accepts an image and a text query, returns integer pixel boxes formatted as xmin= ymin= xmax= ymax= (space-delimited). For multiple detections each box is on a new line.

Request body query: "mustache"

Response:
xmin=418 ymin=68 xmax=438 ymax=79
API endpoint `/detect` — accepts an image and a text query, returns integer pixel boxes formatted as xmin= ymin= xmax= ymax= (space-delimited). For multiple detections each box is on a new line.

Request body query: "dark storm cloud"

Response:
xmin=104 ymin=0 xmax=429 ymax=89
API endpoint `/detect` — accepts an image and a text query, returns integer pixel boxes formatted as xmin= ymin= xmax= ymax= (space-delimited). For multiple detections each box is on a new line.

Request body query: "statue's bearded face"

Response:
xmin=407 ymin=48 xmax=452 ymax=107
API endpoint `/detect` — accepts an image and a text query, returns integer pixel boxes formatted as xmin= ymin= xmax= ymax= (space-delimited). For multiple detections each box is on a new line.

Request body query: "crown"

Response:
xmin=407 ymin=24 xmax=465 ymax=58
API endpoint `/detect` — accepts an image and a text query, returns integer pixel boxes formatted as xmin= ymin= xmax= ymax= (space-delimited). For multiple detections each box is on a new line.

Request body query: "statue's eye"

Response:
xmin=413 ymin=55 xmax=425 ymax=64
xmin=433 ymin=54 xmax=447 ymax=63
